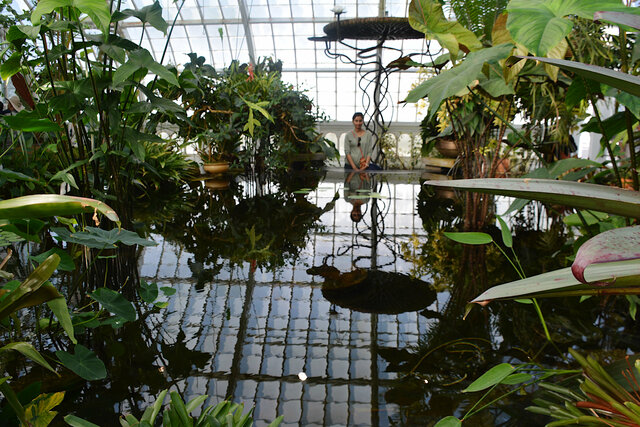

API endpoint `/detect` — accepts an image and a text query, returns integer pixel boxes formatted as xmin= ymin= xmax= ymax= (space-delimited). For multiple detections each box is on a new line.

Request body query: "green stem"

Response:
xmin=532 ymin=298 xmax=552 ymax=342
xmin=565 ymin=36 xmax=622 ymax=187
xmin=0 ymin=380 xmax=26 ymax=425
xmin=467 ymin=87 xmax=544 ymax=161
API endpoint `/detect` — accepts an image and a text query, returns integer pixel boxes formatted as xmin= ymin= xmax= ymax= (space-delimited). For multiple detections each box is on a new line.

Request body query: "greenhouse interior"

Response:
xmin=1 ymin=0 xmax=640 ymax=425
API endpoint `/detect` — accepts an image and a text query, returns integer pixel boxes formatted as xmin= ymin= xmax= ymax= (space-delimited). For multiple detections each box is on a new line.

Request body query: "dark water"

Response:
xmin=51 ymin=170 xmax=640 ymax=426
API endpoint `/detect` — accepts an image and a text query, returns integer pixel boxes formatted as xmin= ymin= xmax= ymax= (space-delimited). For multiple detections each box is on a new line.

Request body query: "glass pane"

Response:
xmin=269 ymin=5 xmax=291 ymax=18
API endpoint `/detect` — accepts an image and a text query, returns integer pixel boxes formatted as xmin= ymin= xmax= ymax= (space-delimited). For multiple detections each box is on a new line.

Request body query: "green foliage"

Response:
xmin=426 ymin=178 xmax=640 ymax=219
xmin=506 ymin=0 xmax=640 ymax=56
xmin=109 ymin=389 xmax=283 ymax=427
xmin=170 ymin=55 xmax=337 ymax=171
xmin=55 ymin=345 xmax=107 ymax=381
xmin=0 ymin=0 xmax=194 ymax=221
xmin=527 ymin=349 xmax=640 ymax=425
xmin=408 ymin=0 xmax=483 ymax=60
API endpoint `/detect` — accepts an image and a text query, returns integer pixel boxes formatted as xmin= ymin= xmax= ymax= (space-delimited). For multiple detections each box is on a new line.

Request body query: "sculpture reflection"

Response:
xmin=308 ymin=264 xmax=436 ymax=314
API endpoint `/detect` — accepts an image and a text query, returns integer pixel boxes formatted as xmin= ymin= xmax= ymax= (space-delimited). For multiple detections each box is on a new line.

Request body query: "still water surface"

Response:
xmin=60 ymin=170 xmax=638 ymax=426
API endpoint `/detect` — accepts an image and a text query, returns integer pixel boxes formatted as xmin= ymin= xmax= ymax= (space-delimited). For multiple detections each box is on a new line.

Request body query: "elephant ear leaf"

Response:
xmin=572 ymin=226 xmax=640 ymax=285
xmin=408 ymin=0 xmax=482 ymax=59
xmin=506 ymin=0 xmax=640 ymax=56
xmin=117 ymin=2 xmax=168 ymax=34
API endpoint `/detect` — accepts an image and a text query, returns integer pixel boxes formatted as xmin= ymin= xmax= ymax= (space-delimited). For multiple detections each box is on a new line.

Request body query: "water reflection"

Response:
xmin=307 ymin=265 xmax=436 ymax=315
xmin=52 ymin=171 xmax=640 ymax=426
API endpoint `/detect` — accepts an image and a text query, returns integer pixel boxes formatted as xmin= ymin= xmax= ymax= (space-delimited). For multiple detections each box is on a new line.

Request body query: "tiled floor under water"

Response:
xmin=138 ymin=171 xmax=441 ymax=426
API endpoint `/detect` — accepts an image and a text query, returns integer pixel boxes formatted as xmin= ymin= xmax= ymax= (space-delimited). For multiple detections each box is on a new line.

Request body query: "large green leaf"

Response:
xmin=434 ymin=416 xmax=462 ymax=427
xmin=406 ymin=43 xmax=514 ymax=118
xmin=31 ymin=0 xmax=110 ymax=35
xmin=513 ymin=56 xmax=640 ymax=98
xmin=47 ymin=297 xmax=77 ymax=344
xmin=472 ymin=259 xmax=640 ymax=303
xmin=64 ymin=415 xmax=101 ymax=427
xmin=24 ymin=392 xmax=65 ymax=427
xmin=56 ymin=344 xmax=106 ymax=381
xmin=90 ymin=287 xmax=137 ymax=321
xmin=0 ymin=52 xmax=22 ymax=80
xmin=0 ymin=168 xmax=41 ymax=183
xmin=572 ymin=226 xmax=640 ymax=284
xmin=463 ymin=363 xmax=515 ymax=392
xmin=113 ymin=49 xmax=179 ymax=86
xmin=30 ymin=248 xmax=75 ymax=272
xmin=0 ymin=194 xmax=119 ymax=224
xmin=139 ymin=280 xmax=159 ymax=304
xmin=506 ymin=0 xmax=640 ymax=56
xmin=1 ymin=342 xmax=56 ymax=373
xmin=114 ymin=2 xmax=168 ymax=34
xmin=51 ymin=226 xmax=156 ymax=249
xmin=2 ymin=114 xmax=62 ymax=132
xmin=444 ymin=232 xmax=493 ymax=245
xmin=408 ymin=0 xmax=482 ymax=59
xmin=423 ymin=178 xmax=640 ymax=219
xmin=0 ymin=255 xmax=60 ymax=319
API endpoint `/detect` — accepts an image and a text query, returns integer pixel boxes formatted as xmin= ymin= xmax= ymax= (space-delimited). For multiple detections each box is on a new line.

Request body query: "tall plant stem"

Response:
xmin=565 ymin=36 xmax=623 ymax=188
xmin=467 ymin=87 xmax=544 ymax=161
xmin=619 ymin=30 xmax=639 ymax=191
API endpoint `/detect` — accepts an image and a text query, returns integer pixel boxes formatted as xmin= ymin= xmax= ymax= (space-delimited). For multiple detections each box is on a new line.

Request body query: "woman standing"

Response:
xmin=344 ymin=112 xmax=381 ymax=171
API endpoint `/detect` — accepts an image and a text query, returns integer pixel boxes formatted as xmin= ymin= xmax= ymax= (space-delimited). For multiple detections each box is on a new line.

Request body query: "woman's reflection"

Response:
xmin=344 ymin=171 xmax=373 ymax=223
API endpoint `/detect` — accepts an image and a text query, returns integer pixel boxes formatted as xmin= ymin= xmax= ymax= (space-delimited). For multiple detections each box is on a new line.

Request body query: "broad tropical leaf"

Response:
xmin=0 ymin=254 xmax=60 ymax=319
xmin=114 ymin=2 xmax=168 ymax=34
xmin=506 ymin=0 xmax=640 ymax=56
xmin=56 ymin=345 xmax=107 ymax=381
xmin=1 ymin=342 xmax=56 ymax=373
xmin=512 ymin=56 xmax=640 ymax=98
xmin=406 ymin=44 xmax=514 ymax=118
xmin=51 ymin=226 xmax=156 ymax=249
xmin=408 ymin=0 xmax=483 ymax=59
xmin=31 ymin=0 xmax=111 ymax=35
xmin=423 ymin=179 xmax=640 ymax=219
xmin=434 ymin=416 xmax=462 ymax=427
xmin=90 ymin=287 xmax=137 ymax=321
xmin=0 ymin=194 xmax=119 ymax=224
xmin=472 ymin=259 xmax=640 ymax=304
xmin=30 ymin=248 xmax=75 ymax=272
xmin=572 ymin=226 xmax=640 ymax=284
xmin=2 ymin=114 xmax=62 ymax=132
xmin=113 ymin=49 xmax=179 ymax=86
xmin=24 ymin=392 xmax=65 ymax=427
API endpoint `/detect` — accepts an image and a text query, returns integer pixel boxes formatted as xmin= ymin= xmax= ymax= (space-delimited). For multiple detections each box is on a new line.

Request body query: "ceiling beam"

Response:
xmin=118 ymin=17 xmax=333 ymax=29
xmin=237 ymin=0 xmax=256 ymax=64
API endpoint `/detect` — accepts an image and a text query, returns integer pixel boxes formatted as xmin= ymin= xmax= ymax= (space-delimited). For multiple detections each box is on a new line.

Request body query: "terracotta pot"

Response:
xmin=435 ymin=139 xmax=458 ymax=158
xmin=203 ymin=161 xmax=230 ymax=175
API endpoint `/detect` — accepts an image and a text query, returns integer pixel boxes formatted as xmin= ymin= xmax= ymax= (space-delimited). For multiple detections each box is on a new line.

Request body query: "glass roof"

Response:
xmin=13 ymin=0 xmax=435 ymax=124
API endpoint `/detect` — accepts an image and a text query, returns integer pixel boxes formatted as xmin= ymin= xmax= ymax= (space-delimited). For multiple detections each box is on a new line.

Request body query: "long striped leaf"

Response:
xmin=0 ymin=195 xmax=119 ymax=225
xmin=472 ymin=259 xmax=640 ymax=304
xmin=423 ymin=178 xmax=640 ymax=219
xmin=513 ymin=56 xmax=640 ymax=97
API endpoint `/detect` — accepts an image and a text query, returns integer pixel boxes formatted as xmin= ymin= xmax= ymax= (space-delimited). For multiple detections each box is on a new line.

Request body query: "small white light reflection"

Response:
xmin=298 ymin=372 xmax=308 ymax=381
xmin=158 ymin=366 xmax=165 ymax=373
xmin=424 ymin=379 xmax=429 ymax=384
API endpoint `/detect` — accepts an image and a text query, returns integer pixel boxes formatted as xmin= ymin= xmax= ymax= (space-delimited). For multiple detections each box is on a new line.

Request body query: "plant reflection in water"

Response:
xmin=48 ymin=172 xmax=640 ymax=426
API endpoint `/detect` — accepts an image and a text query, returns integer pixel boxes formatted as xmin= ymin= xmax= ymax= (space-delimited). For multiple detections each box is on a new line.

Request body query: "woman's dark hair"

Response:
xmin=352 ymin=112 xmax=364 ymax=121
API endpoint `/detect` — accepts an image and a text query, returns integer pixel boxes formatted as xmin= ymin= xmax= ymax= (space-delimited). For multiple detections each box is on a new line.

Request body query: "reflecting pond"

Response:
xmin=55 ymin=170 xmax=640 ymax=426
